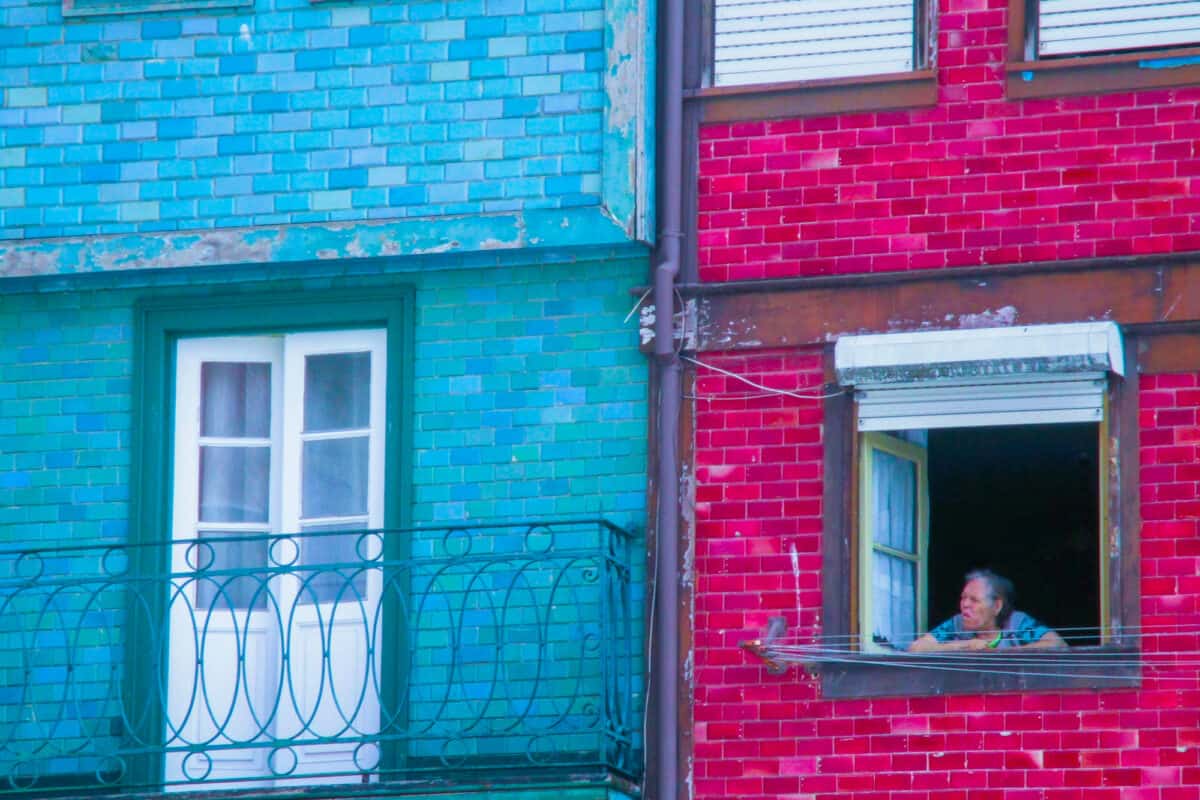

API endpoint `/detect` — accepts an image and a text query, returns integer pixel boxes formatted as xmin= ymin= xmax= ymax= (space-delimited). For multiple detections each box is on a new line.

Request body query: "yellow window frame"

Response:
xmin=858 ymin=431 xmax=929 ymax=652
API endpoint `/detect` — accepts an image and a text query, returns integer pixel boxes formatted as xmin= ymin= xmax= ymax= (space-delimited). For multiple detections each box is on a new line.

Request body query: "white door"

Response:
xmin=165 ymin=330 xmax=386 ymax=789
xmin=274 ymin=330 xmax=385 ymax=784
xmin=166 ymin=337 xmax=283 ymax=787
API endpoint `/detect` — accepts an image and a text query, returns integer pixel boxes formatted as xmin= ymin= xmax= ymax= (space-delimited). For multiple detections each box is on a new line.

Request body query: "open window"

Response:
xmin=859 ymin=432 xmax=928 ymax=652
xmin=695 ymin=0 xmax=937 ymax=121
xmin=821 ymin=322 xmax=1140 ymax=696
xmin=1007 ymin=0 xmax=1200 ymax=98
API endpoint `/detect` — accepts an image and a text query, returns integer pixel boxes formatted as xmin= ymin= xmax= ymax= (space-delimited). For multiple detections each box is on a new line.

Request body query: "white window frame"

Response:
xmin=708 ymin=0 xmax=933 ymax=88
xmin=166 ymin=328 xmax=387 ymax=789
xmin=1031 ymin=0 xmax=1200 ymax=59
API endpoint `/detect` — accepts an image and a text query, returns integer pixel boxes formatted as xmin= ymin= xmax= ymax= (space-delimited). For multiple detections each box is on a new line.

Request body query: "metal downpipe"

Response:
xmin=653 ymin=0 xmax=683 ymax=795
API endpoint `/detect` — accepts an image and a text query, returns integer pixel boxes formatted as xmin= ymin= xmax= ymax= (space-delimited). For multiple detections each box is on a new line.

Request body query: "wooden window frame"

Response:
xmin=859 ymin=432 xmax=929 ymax=653
xmin=1007 ymin=0 xmax=1200 ymax=99
xmin=819 ymin=341 xmax=1141 ymax=698
xmin=688 ymin=0 xmax=939 ymax=123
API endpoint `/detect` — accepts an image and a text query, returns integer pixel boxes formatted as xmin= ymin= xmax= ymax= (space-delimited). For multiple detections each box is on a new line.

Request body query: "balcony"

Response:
xmin=0 ymin=520 xmax=637 ymax=797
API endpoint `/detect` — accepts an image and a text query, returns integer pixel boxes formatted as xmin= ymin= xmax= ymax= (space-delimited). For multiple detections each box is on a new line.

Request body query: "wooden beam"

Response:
xmin=1137 ymin=332 xmax=1200 ymax=374
xmin=692 ymin=259 xmax=1200 ymax=354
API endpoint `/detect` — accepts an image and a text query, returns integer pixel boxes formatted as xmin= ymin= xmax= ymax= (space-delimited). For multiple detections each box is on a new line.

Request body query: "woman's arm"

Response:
xmin=908 ymin=633 xmax=994 ymax=652
xmin=1023 ymin=629 xmax=1068 ymax=648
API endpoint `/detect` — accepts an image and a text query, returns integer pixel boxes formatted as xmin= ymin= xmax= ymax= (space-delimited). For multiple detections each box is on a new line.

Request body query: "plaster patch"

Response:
xmin=638 ymin=304 xmax=655 ymax=346
xmin=2 ymin=246 xmax=63 ymax=276
xmin=411 ymin=241 xmax=459 ymax=255
xmin=605 ymin=8 xmax=638 ymax=132
xmin=1 ymin=208 xmax=634 ymax=279
xmin=105 ymin=231 xmax=277 ymax=270
xmin=955 ymin=305 xmax=1018 ymax=328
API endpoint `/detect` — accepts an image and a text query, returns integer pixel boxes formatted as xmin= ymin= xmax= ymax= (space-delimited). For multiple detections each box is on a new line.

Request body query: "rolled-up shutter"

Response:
xmin=834 ymin=322 xmax=1123 ymax=432
xmin=854 ymin=372 xmax=1106 ymax=431
xmin=1038 ymin=0 xmax=1200 ymax=57
xmin=713 ymin=0 xmax=916 ymax=87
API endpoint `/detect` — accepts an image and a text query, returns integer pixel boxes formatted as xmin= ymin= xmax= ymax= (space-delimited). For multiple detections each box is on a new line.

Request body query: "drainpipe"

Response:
xmin=653 ymin=0 xmax=683 ymax=795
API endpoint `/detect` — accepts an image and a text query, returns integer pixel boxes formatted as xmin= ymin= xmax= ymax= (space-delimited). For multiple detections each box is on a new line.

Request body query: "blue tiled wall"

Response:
xmin=0 ymin=0 xmax=608 ymax=239
xmin=0 ymin=258 xmax=647 ymax=541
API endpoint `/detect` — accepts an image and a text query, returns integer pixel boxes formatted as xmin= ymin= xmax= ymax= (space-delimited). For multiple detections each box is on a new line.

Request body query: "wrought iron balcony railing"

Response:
xmin=0 ymin=520 xmax=636 ymax=796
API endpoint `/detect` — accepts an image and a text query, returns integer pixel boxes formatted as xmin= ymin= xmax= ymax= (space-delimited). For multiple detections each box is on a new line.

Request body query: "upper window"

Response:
xmin=695 ymin=0 xmax=937 ymax=121
xmin=1008 ymin=0 xmax=1200 ymax=98
xmin=62 ymin=0 xmax=249 ymax=17
xmin=817 ymin=322 xmax=1141 ymax=696
xmin=711 ymin=0 xmax=924 ymax=87
xmin=1029 ymin=0 xmax=1200 ymax=58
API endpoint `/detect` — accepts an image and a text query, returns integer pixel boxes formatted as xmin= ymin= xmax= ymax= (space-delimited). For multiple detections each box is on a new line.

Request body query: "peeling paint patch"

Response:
xmin=638 ymin=306 xmax=654 ymax=346
xmin=954 ymin=305 xmax=1019 ymax=328
xmin=0 ymin=208 xmax=638 ymax=279
xmin=411 ymin=241 xmax=460 ymax=255
xmin=601 ymin=0 xmax=651 ymax=241
xmin=604 ymin=3 xmax=639 ymax=134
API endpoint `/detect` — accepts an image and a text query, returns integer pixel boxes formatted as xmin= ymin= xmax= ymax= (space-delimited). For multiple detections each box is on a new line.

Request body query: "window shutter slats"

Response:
xmin=1039 ymin=0 xmax=1200 ymax=56
xmin=856 ymin=373 xmax=1107 ymax=431
xmin=713 ymin=0 xmax=916 ymax=86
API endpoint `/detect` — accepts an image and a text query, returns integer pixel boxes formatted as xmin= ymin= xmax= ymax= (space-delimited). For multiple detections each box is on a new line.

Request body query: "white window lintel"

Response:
xmin=834 ymin=321 xmax=1124 ymax=387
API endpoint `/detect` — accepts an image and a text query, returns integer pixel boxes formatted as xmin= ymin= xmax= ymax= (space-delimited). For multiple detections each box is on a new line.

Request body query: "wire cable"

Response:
xmin=681 ymin=354 xmax=847 ymax=401
xmin=740 ymin=622 xmax=1200 ymax=681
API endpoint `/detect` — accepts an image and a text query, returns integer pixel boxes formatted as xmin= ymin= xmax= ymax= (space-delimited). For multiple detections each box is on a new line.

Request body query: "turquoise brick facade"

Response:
xmin=0 ymin=0 xmax=653 ymax=792
xmin=0 ymin=259 xmax=647 ymax=543
xmin=0 ymin=258 xmax=648 ymax=792
xmin=0 ymin=0 xmax=651 ymax=242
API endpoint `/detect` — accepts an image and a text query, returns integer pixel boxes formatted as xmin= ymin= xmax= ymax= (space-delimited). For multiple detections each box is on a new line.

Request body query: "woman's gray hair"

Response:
xmin=965 ymin=568 xmax=1015 ymax=624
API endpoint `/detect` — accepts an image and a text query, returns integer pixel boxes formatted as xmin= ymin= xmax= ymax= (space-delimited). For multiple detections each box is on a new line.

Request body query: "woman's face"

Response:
xmin=959 ymin=578 xmax=1003 ymax=632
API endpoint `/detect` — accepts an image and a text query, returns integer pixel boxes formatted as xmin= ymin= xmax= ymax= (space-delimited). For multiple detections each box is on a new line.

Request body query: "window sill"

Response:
xmin=816 ymin=646 xmax=1140 ymax=698
xmin=1007 ymin=46 xmax=1200 ymax=99
xmin=688 ymin=70 xmax=937 ymax=123
xmin=62 ymin=0 xmax=249 ymax=16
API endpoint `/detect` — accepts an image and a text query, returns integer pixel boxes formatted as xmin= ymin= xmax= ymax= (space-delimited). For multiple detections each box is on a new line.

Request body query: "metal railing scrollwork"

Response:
xmin=0 ymin=520 xmax=636 ymax=795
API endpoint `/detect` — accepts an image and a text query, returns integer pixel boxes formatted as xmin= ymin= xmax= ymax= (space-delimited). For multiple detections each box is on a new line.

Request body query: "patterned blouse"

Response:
xmin=928 ymin=610 xmax=1051 ymax=648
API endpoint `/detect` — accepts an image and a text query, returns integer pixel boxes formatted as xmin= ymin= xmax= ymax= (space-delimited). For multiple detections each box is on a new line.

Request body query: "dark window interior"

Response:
xmin=926 ymin=423 xmax=1100 ymax=647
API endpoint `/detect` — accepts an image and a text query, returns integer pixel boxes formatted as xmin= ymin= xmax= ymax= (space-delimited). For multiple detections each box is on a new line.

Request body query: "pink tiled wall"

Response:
xmin=697 ymin=0 xmax=1200 ymax=282
xmin=692 ymin=354 xmax=1200 ymax=799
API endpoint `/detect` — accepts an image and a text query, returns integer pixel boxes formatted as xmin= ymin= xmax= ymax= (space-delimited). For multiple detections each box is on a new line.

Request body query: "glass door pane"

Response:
xmin=168 ymin=338 xmax=283 ymax=790
xmin=298 ymin=350 xmax=374 ymax=604
xmin=276 ymin=330 xmax=385 ymax=785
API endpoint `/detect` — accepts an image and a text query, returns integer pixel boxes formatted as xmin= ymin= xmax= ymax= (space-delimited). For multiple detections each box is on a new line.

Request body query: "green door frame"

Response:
xmin=127 ymin=285 xmax=415 ymax=788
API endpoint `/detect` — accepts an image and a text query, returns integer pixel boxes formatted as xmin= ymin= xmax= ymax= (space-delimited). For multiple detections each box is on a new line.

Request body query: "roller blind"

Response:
xmin=1038 ymin=0 xmax=1200 ymax=57
xmin=712 ymin=0 xmax=917 ymax=87
xmin=834 ymin=322 xmax=1122 ymax=431
xmin=854 ymin=372 xmax=1107 ymax=431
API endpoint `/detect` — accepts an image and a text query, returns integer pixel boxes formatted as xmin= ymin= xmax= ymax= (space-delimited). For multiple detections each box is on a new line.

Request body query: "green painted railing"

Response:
xmin=0 ymin=520 xmax=636 ymax=796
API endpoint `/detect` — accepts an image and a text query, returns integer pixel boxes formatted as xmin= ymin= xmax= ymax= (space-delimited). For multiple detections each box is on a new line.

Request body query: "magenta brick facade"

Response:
xmin=694 ymin=359 xmax=1200 ymax=798
xmin=697 ymin=3 xmax=1200 ymax=282
xmin=686 ymin=1 xmax=1200 ymax=798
